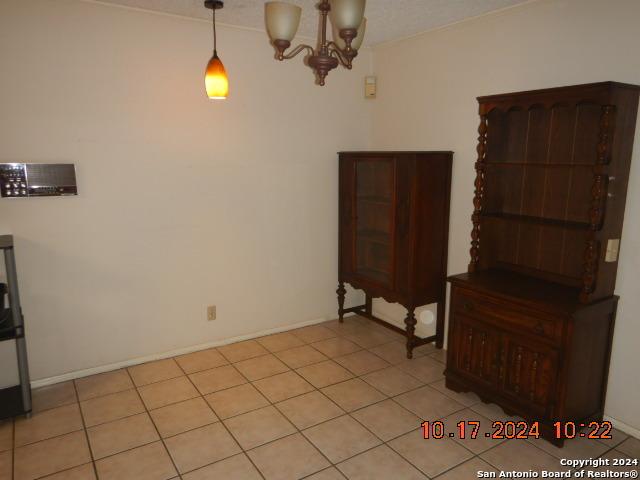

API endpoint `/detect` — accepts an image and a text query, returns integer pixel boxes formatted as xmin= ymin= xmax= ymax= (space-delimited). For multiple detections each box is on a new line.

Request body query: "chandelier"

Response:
xmin=265 ymin=0 xmax=367 ymax=86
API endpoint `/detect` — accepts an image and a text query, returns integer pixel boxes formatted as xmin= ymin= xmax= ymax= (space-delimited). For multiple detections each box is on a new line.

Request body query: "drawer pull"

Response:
xmin=463 ymin=301 xmax=474 ymax=312
xmin=533 ymin=321 xmax=545 ymax=334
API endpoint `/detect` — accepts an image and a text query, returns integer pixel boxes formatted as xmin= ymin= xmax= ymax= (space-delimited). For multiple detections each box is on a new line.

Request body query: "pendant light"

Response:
xmin=204 ymin=0 xmax=229 ymax=100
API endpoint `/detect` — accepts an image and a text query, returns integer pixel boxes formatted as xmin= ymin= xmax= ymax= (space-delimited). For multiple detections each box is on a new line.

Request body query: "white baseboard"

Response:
xmin=604 ymin=414 xmax=640 ymax=439
xmin=31 ymin=316 xmax=330 ymax=388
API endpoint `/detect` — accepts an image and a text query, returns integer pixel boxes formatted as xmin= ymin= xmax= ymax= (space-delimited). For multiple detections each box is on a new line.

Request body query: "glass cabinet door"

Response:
xmin=353 ymin=158 xmax=395 ymax=287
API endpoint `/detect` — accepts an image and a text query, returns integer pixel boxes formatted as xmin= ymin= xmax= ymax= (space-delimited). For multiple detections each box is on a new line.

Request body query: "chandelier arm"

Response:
xmin=282 ymin=44 xmax=315 ymax=60
xmin=328 ymin=44 xmax=352 ymax=68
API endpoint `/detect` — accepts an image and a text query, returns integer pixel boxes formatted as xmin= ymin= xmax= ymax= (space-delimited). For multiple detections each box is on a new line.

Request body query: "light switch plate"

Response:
xmin=605 ymin=239 xmax=620 ymax=262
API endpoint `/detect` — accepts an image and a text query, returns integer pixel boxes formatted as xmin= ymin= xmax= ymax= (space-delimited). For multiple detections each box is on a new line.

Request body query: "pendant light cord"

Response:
xmin=212 ymin=7 xmax=217 ymax=55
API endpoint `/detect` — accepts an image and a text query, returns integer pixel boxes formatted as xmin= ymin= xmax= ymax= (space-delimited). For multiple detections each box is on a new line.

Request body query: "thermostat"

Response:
xmin=365 ymin=76 xmax=377 ymax=99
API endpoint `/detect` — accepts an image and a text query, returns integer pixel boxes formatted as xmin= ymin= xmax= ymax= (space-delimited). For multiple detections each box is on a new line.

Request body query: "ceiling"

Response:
xmin=95 ymin=0 xmax=529 ymax=46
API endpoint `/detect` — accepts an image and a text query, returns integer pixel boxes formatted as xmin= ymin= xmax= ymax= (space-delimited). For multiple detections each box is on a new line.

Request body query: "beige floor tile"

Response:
xmin=480 ymin=440 xmax=561 ymax=473
xmin=275 ymin=345 xmax=328 ymax=369
xmin=303 ymin=415 xmax=381 ymax=463
xmin=0 ymin=420 xmax=12 ymax=452
xmin=164 ymin=423 xmax=241 ymax=474
xmin=305 ymin=467 xmax=347 ymax=479
xmin=334 ymin=350 xmax=390 ymax=376
xmin=149 ymin=397 xmax=218 ymax=438
xmin=528 ymin=432 xmax=609 ymax=460
xmin=276 ymin=391 xmax=344 ymax=429
xmin=40 ymin=463 xmax=96 ymax=479
xmin=389 ymin=428 xmax=473 ymax=477
xmin=321 ymin=378 xmax=387 ymax=412
xmin=181 ymin=454 xmax=262 ymax=480
xmin=75 ymin=370 xmax=133 ymax=401
xmin=87 ymin=412 xmax=159 ymax=459
xmin=344 ymin=330 xmax=393 ymax=349
xmin=175 ymin=348 xmax=228 ymax=374
xmin=0 ymin=450 xmax=11 ymax=480
xmin=234 ymin=354 xmax=289 ymax=381
xmin=80 ymin=389 xmax=145 ymax=427
xmin=257 ymin=332 xmax=305 ymax=352
xmin=312 ymin=338 xmax=361 ymax=358
xmin=436 ymin=458 xmax=497 ymax=480
xmin=14 ymin=430 xmax=91 ymax=480
xmin=440 ymin=408 xmax=504 ymax=454
xmin=368 ymin=341 xmax=430 ymax=365
xmin=618 ymin=436 xmax=640 ymax=458
xmin=138 ymin=376 xmax=199 ymax=410
xmin=396 ymin=355 xmax=445 ymax=383
xmin=296 ymin=360 xmax=353 ymax=388
xmin=351 ymin=400 xmax=421 ymax=441
xmin=32 ymin=381 xmax=77 ymax=413
xmin=361 ymin=367 xmax=423 ymax=396
xmin=596 ymin=427 xmax=629 ymax=448
xmin=218 ymin=340 xmax=269 ymax=363
xmin=470 ymin=401 xmax=522 ymax=422
xmin=95 ymin=441 xmax=177 ymax=480
xmin=248 ymin=433 xmax=330 ymax=480
xmin=189 ymin=365 xmax=247 ymax=395
xmin=252 ymin=371 xmax=315 ymax=403
xmin=291 ymin=325 xmax=337 ymax=344
xmin=15 ymin=403 xmax=84 ymax=446
xmin=395 ymin=385 xmax=465 ymax=420
xmin=128 ymin=359 xmax=184 ymax=387
xmin=323 ymin=319 xmax=366 ymax=336
xmin=205 ymin=383 xmax=269 ymax=419
xmin=429 ymin=349 xmax=447 ymax=364
xmin=224 ymin=406 xmax=296 ymax=450
xmin=430 ymin=379 xmax=481 ymax=407
xmin=337 ymin=444 xmax=427 ymax=480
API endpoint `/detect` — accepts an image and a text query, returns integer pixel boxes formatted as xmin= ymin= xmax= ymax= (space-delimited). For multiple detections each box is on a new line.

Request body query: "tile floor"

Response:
xmin=1 ymin=315 xmax=638 ymax=480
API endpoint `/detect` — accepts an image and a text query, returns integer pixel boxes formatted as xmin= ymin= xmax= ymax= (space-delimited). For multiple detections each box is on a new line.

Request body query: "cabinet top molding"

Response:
xmin=477 ymin=81 xmax=640 ymax=114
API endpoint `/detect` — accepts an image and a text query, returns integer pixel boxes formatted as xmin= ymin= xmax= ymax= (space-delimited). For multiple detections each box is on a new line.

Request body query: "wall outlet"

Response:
xmin=207 ymin=305 xmax=216 ymax=321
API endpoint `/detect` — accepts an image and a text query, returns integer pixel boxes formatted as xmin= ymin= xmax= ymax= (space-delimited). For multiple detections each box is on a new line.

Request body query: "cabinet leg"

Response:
xmin=404 ymin=307 xmax=417 ymax=359
xmin=337 ymin=282 xmax=346 ymax=323
xmin=365 ymin=294 xmax=372 ymax=316
xmin=436 ymin=297 xmax=446 ymax=349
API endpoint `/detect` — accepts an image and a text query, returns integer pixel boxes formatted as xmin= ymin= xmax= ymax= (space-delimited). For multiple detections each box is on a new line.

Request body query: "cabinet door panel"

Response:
xmin=502 ymin=336 xmax=558 ymax=415
xmin=353 ymin=157 xmax=396 ymax=287
xmin=450 ymin=314 xmax=501 ymax=386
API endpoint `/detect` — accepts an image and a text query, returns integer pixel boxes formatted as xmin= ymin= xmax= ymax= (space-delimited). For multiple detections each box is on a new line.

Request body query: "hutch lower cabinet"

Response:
xmin=446 ymin=271 xmax=617 ymax=446
xmin=446 ymin=82 xmax=639 ymax=446
xmin=337 ymin=151 xmax=452 ymax=358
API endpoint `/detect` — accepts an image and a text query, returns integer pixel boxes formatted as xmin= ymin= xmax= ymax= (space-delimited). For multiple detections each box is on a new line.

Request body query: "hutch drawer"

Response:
xmin=452 ymin=288 xmax=563 ymax=345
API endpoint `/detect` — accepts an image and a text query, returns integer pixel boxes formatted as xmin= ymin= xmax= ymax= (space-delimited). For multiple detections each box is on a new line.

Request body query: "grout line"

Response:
xmin=123 ymin=368 xmax=183 ymax=479
xmin=180 ymin=366 xmax=268 ymax=480
xmin=71 ymin=380 xmax=100 ymax=480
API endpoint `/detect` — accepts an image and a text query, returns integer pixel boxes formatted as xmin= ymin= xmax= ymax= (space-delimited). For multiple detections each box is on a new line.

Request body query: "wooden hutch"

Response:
xmin=445 ymin=82 xmax=639 ymax=445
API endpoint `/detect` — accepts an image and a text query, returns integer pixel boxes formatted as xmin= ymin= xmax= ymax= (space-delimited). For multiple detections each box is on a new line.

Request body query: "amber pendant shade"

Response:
xmin=205 ymin=52 xmax=229 ymax=100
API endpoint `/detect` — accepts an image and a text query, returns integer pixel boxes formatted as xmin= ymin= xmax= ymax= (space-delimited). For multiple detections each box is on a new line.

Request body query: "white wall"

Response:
xmin=371 ymin=0 xmax=640 ymax=432
xmin=0 ymin=0 xmax=371 ymax=383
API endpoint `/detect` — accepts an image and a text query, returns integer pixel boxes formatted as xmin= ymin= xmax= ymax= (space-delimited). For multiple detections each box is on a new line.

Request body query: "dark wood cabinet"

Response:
xmin=446 ymin=82 xmax=639 ymax=446
xmin=337 ymin=151 xmax=452 ymax=358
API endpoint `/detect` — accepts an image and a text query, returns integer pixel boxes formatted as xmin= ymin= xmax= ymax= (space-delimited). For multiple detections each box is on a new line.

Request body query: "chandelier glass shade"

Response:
xmin=265 ymin=0 xmax=367 ymax=86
